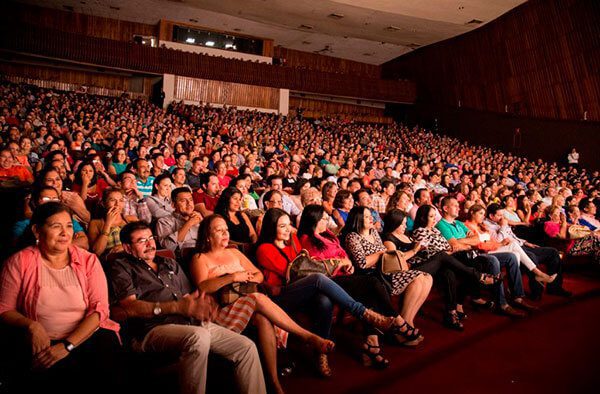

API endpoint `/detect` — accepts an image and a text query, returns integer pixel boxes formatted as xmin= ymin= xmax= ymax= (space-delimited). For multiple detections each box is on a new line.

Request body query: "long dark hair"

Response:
xmin=256 ymin=208 xmax=289 ymax=247
xmin=413 ymin=204 xmax=435 ymax=230
xmin=382 ymin=209 xmax=408 ymax=236
xmin=297 ymin=204 xmax=337 ymax=251
xmin=214 ymin=187 xmax=242 ymax=217
xmin=339 ymin=206 xmax=369 ymax=244
xmin=195 ymin=214 xmax=226 ymax=253
xmin=74 ymin=160 xmax=97 ymax=187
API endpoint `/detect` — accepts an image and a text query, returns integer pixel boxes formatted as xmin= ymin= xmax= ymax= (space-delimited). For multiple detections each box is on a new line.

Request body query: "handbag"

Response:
xmin=376 ymin=250 xmax=409 ymax=293
xmin=274 ymin=241 xmax=340 ymax=284
xmin=568 ymin=225 xmax=591 ymax=239
xmin=380 ymin=250 xmax=409 ymax=274
xmin=218 ymin=281 xmax=258 ymax=306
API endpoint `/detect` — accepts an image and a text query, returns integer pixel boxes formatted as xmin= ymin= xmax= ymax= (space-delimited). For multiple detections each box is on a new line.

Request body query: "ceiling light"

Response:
xmin=205 ymin=41 xmax=215 ymax=47
xmin=225 ymin=43 xmax=235 ymax=49
xmin=299 ymin=24 xmax=314 ymax=30
xmin=186 ymin=38 xmax=195 ymax=44
xmin=385 ymin=26 xmax=402 ymax=32
xmin=328 ymin=13 xmax=344 ymax=19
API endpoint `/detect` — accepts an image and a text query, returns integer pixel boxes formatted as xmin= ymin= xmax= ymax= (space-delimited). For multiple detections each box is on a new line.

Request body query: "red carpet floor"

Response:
xmin=282 ymin=270 xmax=600 ymax=394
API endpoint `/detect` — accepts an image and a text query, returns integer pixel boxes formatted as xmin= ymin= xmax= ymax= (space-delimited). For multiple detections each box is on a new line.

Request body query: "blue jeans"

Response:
xmin=273 ymin=273 xmax=367 ymax=338
xmin=480 ymin=252 xmax=524 ymax=306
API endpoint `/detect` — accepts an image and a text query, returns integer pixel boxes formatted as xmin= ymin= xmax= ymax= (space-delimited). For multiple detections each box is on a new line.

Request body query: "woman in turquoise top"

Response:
xmin=385 ymin=190 xmax=415 ymax=231
xmin=108 ymin=148 xmax=128 ymax=179
xmin=12 ymin=185 xmax=88 ymax=250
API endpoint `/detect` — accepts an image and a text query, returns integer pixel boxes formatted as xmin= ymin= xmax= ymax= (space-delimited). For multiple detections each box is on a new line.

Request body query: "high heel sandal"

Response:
xmin=307 ymin=335 xmax=335 ymax=354
xmin=362 ymin=309 xmax=395 ymax=334
xmin=444 ymin=310 xmax=464 ymax=331
xmin=316 ymin=353 xmax=332 ymax=378
xmin=361 ymin=342 xmax=390 ymax=370
xmin=392 ymin=321 xmax=423 ymax=346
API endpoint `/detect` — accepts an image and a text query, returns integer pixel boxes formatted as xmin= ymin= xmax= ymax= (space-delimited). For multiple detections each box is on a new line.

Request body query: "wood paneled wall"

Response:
xmin=174 ymin=76 xmax=280 ymax=110
xmin=5 ymin=1 xmax=157 ymax=42
xmin=274 ymin=47 xmax=381 ymax=78
xmin=289 ymin=97 xmax=391 ymax=124
xmin=0 ymin=62 xmax=142 ymax=92
xmin=382 ymin=0 xmax=600 ymax=121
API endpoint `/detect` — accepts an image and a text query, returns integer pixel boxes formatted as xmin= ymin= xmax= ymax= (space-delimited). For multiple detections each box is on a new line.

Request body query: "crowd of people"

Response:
xmin=0 ymin=80 xmax=599 ymax=394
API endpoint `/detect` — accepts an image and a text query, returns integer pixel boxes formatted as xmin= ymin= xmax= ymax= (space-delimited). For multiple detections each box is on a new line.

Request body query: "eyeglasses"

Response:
xmin=40 ymin=196 xmax=60 ymax=202
xmin=131 ymin=235 xmax=155 ymax=245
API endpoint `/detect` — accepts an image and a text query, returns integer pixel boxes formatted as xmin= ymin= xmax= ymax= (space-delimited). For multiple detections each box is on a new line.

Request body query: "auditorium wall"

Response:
xmin=289 ymin=97 xmax=391 ymax=124
xmin=382 ymin=0 xmax=600 ymax=122
xmin=274 ymin=46 xmax=381 ymax=78
xmin=171 ymin=75 xmax=283 ymax=113
xmin=402 ymin=105 xmax=600 ymax=170
xmin=0 ymin=62 xmax=153 ymax=96
xmin=6 ymin=1 xmax=157 ymax=42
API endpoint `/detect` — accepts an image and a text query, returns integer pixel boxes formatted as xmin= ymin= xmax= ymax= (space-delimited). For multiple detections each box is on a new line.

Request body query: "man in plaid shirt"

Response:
xmin=119 ymin=170 xmax=152 ymax=224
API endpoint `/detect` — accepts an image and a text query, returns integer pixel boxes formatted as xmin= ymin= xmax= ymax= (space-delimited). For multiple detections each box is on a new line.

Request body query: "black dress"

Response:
xmin=382 ymin=233 xmax=481 ymax=310
xmin=225 ymin=212 xmax=252 ymax=243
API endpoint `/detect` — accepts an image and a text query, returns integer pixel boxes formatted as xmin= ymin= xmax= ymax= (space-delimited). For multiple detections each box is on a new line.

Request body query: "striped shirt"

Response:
xmin=136 ymin=176 xmax=155 ymax=197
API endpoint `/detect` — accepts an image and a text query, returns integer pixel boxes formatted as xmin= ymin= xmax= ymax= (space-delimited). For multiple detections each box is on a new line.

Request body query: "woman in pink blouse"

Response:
xmin=544 ymin=205 xmax=600 ymax=264
xmin=0 ymin=202 xmax=121 ymax=393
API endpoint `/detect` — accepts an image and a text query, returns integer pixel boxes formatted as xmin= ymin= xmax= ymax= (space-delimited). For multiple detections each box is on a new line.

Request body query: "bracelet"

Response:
xmin=101 ymin=230 xmax=111 ymax=236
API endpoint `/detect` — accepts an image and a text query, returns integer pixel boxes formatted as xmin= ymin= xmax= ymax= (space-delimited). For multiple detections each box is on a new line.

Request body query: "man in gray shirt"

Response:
xmin=108 ymin=222 xmax=265 ymax=394
xmin=156 ymin=187 xmax=202 ymax=254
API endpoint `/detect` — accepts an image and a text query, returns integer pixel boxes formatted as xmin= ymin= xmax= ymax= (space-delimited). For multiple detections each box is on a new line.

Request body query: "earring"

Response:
xmin=35 ymin=238 xmax=39 ymax=245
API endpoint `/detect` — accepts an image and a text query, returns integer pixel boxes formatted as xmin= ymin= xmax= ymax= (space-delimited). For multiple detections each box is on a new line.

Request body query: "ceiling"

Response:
xmin=19 ymin=0 xmax=527 ymax=65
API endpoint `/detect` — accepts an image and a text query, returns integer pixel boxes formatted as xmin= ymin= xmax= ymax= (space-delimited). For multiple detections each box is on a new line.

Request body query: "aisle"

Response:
xmin=283 ymin=272 xmax=600 ymax=394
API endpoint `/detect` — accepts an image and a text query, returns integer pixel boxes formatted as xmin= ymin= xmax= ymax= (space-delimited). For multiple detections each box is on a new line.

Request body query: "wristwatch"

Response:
xmin=61 ymin=340 xmax=75 ymax=352
xmin=153 ymin=302 xmax=162 ymax=316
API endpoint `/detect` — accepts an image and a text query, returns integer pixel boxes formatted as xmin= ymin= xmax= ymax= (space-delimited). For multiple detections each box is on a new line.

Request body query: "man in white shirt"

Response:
xmin=484 ymin=203 xmax=571 ymax=299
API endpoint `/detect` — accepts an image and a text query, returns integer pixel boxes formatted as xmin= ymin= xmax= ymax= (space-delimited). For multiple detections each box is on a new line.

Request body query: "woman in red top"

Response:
xmin=256 ymin=208 xmax=399 ymax=376
xmin=71 ymin=160 xmax=109 ymax=208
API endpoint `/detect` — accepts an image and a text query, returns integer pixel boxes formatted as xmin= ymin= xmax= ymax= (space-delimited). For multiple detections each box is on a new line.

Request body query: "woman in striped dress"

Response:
xmin=190 ymin=214 xmax=334 ymax=394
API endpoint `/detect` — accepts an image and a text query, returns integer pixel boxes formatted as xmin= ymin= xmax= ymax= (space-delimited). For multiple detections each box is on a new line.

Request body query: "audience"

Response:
xmin=1 ymin=81 xmax=598 ymax=392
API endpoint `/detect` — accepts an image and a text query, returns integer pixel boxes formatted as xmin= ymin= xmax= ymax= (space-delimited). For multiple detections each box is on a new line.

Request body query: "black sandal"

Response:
xmin=392 ymin=321 xmax=423 ymax=346
xmin=362 ymin=342 xmax=390 ymax=370
xmin=444 ymin=310 xmax=464 ymax=331
xmin=472 ymin=299 xmax=496 ymax=311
